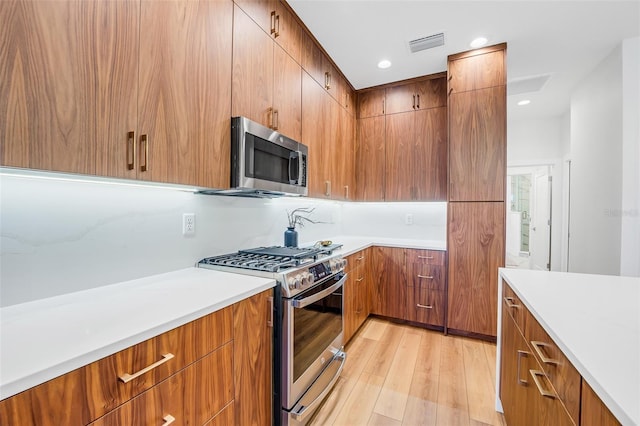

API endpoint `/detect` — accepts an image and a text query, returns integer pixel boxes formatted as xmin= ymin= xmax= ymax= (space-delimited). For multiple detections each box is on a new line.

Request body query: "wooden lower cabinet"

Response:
xmin=0 ymin=289 xmax=273 ymax=426
xmin=344 ymin=249 xmax=370 ymax=343
xmin=581 ymin=381 xmax=621 ymax=426
xmin=369 ymin=246 xmax=406 ymax=320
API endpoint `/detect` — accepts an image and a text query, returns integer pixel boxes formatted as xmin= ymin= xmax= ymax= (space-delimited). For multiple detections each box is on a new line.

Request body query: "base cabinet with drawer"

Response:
xmin=344 ymin=249 xmax=371 ymax=343
xmin=500 ymin=281 xmax=622 ymax=426
xmin=0 ymin=289 xmax=273 ymax=426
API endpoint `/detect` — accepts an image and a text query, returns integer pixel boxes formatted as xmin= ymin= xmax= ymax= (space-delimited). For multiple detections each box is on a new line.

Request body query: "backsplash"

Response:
xmin=0 ymin=171 xmax=446 ymax=306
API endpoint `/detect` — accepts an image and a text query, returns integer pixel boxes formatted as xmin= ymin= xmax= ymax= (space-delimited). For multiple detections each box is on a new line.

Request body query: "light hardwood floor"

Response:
xmin=309 ymin=318 xmax=506 ymax=426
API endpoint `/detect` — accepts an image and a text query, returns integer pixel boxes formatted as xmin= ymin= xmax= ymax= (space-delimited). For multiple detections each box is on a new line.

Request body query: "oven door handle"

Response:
xmin=291 ymin=351 xmax=346 ymax=422
xmin=292 ymin=274 xmax=346 ymax=309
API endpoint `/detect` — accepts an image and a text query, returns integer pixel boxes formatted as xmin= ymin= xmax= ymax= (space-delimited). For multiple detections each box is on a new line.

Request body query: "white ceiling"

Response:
xmin=288 ymin=0 xmax=640 ymax=121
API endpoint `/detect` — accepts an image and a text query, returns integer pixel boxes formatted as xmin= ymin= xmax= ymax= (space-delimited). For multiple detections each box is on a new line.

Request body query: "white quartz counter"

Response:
xmin=317 ymin=235 xmax=446 ymax=257
xmin=0 ymin=268 xmax=275 ymax=400
xmin=497 ymin=268 xmax=639 ymax=426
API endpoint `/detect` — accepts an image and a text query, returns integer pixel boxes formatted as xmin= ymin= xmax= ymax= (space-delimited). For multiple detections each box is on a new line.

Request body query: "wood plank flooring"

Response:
xmin=309 ymin=318 xmax=506 ymax=426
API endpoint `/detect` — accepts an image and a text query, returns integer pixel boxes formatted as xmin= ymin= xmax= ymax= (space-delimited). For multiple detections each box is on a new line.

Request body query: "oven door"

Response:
xmin=282 ymin=272 xmax=345 ymax=411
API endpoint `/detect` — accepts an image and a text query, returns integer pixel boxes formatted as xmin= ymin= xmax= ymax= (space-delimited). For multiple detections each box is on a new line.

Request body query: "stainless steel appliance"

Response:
xmin=198 ymin=245 xmax=347 ymax=426
xmin=216 ymin=116 xmax=308 ymax=197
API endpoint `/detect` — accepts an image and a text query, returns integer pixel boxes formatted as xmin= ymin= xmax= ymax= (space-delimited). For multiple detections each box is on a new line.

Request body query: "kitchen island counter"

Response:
xmin=497 ymin=268 xmax=639 ymax=426
xmin=0 ymin=267 xmax=275 ymax=400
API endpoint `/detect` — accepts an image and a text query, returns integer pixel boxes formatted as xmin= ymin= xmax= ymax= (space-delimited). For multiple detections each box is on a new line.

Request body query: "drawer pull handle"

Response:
xmin=417 ymin=274 xmax=434 ymax=279
xmin=418 ymin=256 xmax=434 ymax=259
xmin=504 ymin=296 xmax=520 ymax=309
xmin=162 ymin=415 xmax=176 ymax=426
xmin=530 ymin=370 xmax=556 ymax=399
xmin=127 ymin=131 xmax=135 ymax=170
xmin=357 ymin=257 xmax=365 ymax=261
xmin=416 ymin=303 xmax=433 ymax=309
xmin=531 ymin=341 xmax=560 ymax=365
xmin=356 ymin=277 xmax=364 ymax=282
xmin=118 ymin=353 xmax=174 ymax=383
xmin=516 ymin=350 xmax=529 ymax=385
xmin=140 ymin=134 xmax=149 ymax=172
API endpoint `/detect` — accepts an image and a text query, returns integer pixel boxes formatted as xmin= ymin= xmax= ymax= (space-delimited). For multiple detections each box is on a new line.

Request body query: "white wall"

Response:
xmin=620 ymin=37 xmax=640 ymax=277
xmin=0 ymin=171 xmax=447 ymax=306
xmin=568 ymin=45 xmax=623 ymax=275
xmin=506 ymin=117 xmax=564 ymax=271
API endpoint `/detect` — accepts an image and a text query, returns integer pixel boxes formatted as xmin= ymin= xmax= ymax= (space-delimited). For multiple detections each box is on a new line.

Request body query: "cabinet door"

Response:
xmin=333 ymin=104 xmax=355 ymax=200
xmin=138 ymin=0 xmax=232 ymax=187
xmin=0 ymin=0 xmax=97 ymax=174
xmin=233 ymin=289 xmax=273 ymax=426
xmin=301 ymin=32 xmax=325 ymax=89
xmin=385 ymin=83 xmax=417 ymax=115
xmin=273 ymin=2 xmax=302 ymax=63
xmin=370 ymin=247 xmax=406 ymax=319
xmin=385 ymin=111 xmax=415 ymax=201
xmin=414 ymin=107 xmax=447 ymax=201
xmin=273 ymin=44 xmax=301 ymax=140
xmin=301 ymin=72 xmax=327 ymax=198
xmin=449 ymin=85 xmax=506 ymax=201
xmin=232 ymin=5 xmax=274 ymax=130
xmin=356 ymin=116 xmax=385 ymax=201
xmin=447 ymin=202 xmax=504 ymax=337
xmin=233 ymin=0 xmax=277 ymax=36
xmin=581 ymin=380 xmax=621 ymax=426
xmin=415 ymin=78 xmax=447 ymax=110
xmin=358 ymin=89 xmax=386 ymax=118
xmin=448 ymin=48 xmax=505 ymax=94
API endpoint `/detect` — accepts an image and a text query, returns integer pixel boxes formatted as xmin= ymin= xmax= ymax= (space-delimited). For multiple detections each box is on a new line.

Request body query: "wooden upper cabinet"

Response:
xmin=273 ymin=44 xmax=302 ymax=140
xmin=385 ymin=111 xmax=415 ymax=201
xmin=233 ymin=0 xmax=301 ymax=63
xmin=0 ymin=0 xmax=121 ymax=175
xmin=301 ymin=71 xmax=328 ymax=198
xmin=447 ymin=202 xmax=505 ymax=337
xmin=136 ymin=0 xmax=232 ymax=188
xmin=385 ymin=77 xmax=446 ymax=115
xmin=356 ymin=115 xmax=385 ymax=201
xmin=301 ymin=31 xmax=339 ymax=100
xmin=448 ymin=45 xmax=506 ymax=94
xmin=449 ymin=85 xmax=506 ymax=201
xmin=358 ymin=89 xmax=386 ymax=118
xmin=232 ymin=5 xmax=274 ymax=130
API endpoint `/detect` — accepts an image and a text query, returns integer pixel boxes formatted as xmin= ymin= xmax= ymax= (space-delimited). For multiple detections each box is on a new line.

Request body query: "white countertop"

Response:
xmin=498 ymin=268 xmax=639 ymax=426
xmin=0 ymin=268 xmax=275 ymax=399
xmin=319 ymin=235 xmax=446 ymax=257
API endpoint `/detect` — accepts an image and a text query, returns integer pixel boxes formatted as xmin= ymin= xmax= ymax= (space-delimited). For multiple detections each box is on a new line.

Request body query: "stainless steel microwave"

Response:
xmin=230 ymin=116 xmax=308 ymax=196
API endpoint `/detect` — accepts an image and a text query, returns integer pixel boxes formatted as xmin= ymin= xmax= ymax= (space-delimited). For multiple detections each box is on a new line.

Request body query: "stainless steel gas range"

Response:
xmin=198 ymin=245 xmax=347 ymax=426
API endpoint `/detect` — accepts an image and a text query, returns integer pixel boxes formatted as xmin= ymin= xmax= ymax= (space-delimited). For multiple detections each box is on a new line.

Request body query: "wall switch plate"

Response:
xmin=183 ymin=213 xmax=195 ymax=236
xmin=405 ymin=213 xmax=413 ymax=225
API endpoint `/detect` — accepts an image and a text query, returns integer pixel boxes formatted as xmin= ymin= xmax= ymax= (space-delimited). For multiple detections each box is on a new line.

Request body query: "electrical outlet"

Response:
xmin=405 ymin=213 xmax=413 ymax=225
xmin=183 ymin=213 xmax=196 ymax=236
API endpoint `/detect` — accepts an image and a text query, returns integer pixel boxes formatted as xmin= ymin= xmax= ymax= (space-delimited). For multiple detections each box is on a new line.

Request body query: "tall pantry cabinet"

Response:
xmin=446 ymin=44 xmax=506 ymax=338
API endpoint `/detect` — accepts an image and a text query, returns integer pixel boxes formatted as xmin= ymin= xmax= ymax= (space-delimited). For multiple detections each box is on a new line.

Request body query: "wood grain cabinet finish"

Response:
xmin=1 ymin=0 xmax=233 ymax=189
xmin=232 ymin=5 xmax=302 ymax=141
xmin=344 ymin=250 xmax=370 ymax=343
xmin=581 ymin=381 xmax=621 ymax=426
xmin=448 ymin=46 xmax=506 ymax=94
xmin=355 ymin=116 xmax=386 ymax=201
xmin=357 ymin=88 xmax=386 ymax=118
xmin=384 ymin=78 xmax=447 ymax=115
xmin=203 ymin=402 xmax=235 ymax=426
xmin=447 ymin=202 xmax=504 ymax=338
xmin=0 ymin=306 xmax=234 ymax=425
xmin=406 ymin=249 xmax=446 ymax=327
xmin=0 ymin=0 xmax=135 ymax=176
xmin=448 ymin=85 xmax=506 ymax=202
xmin=90 ymin=343 xmax=234 ymax=426
xmin=369 ymin=247 xmax=407 ymax=320
xmin=301 ymin=32 xmax=339 ymax=100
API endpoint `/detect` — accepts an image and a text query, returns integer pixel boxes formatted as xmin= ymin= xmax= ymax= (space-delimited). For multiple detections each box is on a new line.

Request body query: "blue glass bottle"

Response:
xmin=284 ymin=227 xmax=298 ymax=247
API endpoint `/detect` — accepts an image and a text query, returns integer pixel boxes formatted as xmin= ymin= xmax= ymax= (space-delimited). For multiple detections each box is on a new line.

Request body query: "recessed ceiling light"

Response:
xmin=517 ymin=99 xmax=531 ymax=106
xmin=377 ymin=60 xmax=391 ymax=69
xmin=470 ymin=37 xmax=488 ymax=48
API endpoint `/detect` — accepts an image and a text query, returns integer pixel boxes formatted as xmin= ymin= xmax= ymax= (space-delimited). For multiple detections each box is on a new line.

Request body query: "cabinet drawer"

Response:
xmin=91 ymin=342 xmax=234 ymax=426
xmin=346 ymin=251 xmax=366 ymax=274
xmin=0 ymin=306 xmax=233 ymax=426
xmin=406 ymin=249 xmax=445 ymax=265
xmin=408 ymin=263 xmax=444 ymax=290
xmin=525 ymin=309 xmax=581 ymax=425
xmin=407 ymin=287 xmax=444 ymax=326
xmin=502 ymin=282 xmax=525 ymax=333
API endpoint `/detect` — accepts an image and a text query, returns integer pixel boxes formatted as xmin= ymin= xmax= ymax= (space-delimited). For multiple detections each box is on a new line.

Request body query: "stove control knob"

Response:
xmin=294 ymin=275 xmax=303 ymax=289
xmin=288 ymin=276 xmax=299 ymax=290
xmin=306 ymin=272 xmax=315 ymax=285
xmin=341 ymin=258 xmax=348 ymax=270
xmin=329 ymin=259 xmax=338 ymax=273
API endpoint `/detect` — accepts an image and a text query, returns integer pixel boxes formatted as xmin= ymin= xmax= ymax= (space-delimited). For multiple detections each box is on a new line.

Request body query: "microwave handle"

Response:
xmin=292 ymin=274 xmax=346 ymax=309
xmin=288 ymin=150 xmax=303 ymax=185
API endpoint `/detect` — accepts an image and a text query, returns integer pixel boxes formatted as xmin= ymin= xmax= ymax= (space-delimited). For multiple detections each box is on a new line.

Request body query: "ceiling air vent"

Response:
xmin=409 ymin=33 xmax=445 ymax=53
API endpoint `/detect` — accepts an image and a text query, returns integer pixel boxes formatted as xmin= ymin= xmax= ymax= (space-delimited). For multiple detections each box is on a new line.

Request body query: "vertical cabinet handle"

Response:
xmin=413 ymin=94 xmax=416 ymax=109
xmin=416 ymin=94 xmax=420 ymax=108
xmin=162 ymin=415 xmax=176 ymax=426
xmin=267 ymin=296 xmax=274 ymax=327
xmin=531 ymin=341 xmax=560 ymax=365
xmin=270 ymin=11 xmax=276 ymax=35
xmin=448 ymin=87 xmax=454 ymax=95
xmin=530 ymin=370 xmax=556 ymax=399
xmin=273 ymin=109 xmax=279 ymax=130
xmin=324 ymin=72 xmax=331 ymax=90
xmin=344 ymin=185 xmax=349 ymax=199
xmin=324 ymin=181 xmax=331 ymax=197
xmin=274 ymin=14 xmax=280 ymax=37
xmin=118 ymin=353 xmax=174 ymax=383
xmin=516 ymin=350 xmax=529 ymax=385
xmin=140 ymin=134 xmax=149 ymax=172
xmin=382 ymin=99 xmax=385 ymax=114
xmin=127 ymin=131 xmax=135 ymax=170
